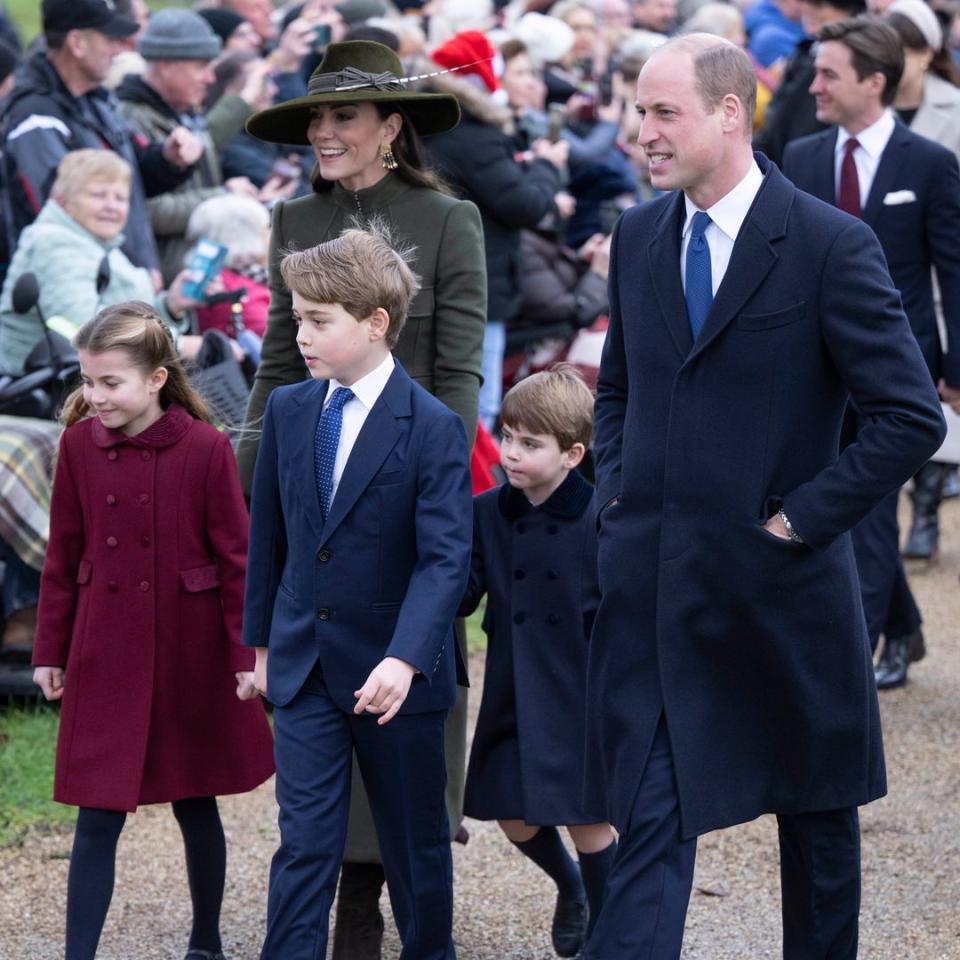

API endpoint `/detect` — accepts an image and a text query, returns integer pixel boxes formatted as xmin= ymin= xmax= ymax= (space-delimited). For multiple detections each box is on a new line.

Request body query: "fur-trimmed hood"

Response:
xmin=410 ymin=56 xmax=514 ymax=134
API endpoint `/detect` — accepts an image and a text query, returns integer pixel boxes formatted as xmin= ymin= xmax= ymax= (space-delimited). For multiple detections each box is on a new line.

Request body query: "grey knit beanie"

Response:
xmin=138 ymin=8 xmax=223 ymax=61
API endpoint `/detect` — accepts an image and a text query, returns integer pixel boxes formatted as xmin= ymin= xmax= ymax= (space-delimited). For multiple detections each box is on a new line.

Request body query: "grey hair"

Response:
xmin=186 ymin=194 xmax=271 ymax=269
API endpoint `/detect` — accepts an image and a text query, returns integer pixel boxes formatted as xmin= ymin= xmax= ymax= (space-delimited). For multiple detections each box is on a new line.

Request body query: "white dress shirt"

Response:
xmin=835 ymin=110 xmax=896 ymax=210
xmin=681 ymin=160 xmax=764 ymax=295
xmin=324 ymin=353 xmax=395 ymax=503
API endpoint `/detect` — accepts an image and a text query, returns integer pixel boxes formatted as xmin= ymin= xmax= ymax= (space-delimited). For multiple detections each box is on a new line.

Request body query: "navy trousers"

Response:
xmin=583 ymin=716 xmax=862 ymax=959
xmin=851 ymin=487 xmax=921 ymax=652
xmin=262 ymin=665 xmax=454 ymax=960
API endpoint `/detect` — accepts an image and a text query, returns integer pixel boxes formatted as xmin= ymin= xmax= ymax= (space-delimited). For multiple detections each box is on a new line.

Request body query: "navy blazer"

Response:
xmin=243 ymin=362 xmax=473 ymax=713
xmin=587 ymin=154 xmax=945 ymax=838
xmin=783 ymin=121 xmax=960 ymax=386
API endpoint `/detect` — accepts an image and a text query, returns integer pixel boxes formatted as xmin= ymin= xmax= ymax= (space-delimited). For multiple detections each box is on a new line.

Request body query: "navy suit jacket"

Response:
xmin=783 ymin=120 xmax=960 ymax=386
xmin=243 ymin=361 xmax=473 ymax=712
xmin=587 ymin=154 xmax=944 ymax=838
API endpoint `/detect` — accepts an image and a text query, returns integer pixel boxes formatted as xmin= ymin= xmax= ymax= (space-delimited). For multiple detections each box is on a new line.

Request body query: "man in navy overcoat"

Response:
xmin=583 ymin=33 xmax=945 ymax=959
xmin=782 ymin=16 xmax=960 ymax=689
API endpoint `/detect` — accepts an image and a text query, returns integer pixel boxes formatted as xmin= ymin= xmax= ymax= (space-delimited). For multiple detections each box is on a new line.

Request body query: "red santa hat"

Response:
xmin=431 ymin=30 xmax=498 ymax=94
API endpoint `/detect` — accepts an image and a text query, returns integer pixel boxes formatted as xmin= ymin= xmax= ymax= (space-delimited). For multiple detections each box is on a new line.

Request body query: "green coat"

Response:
xmin=237 ymin=172 xmax=486 ymax=863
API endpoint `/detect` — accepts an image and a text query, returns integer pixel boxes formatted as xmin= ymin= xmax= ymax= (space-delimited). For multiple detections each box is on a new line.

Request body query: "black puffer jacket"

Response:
xmin=423 ymin=71 xmax=563 ymax=326
xmin=0 ymin=53 xmax=191 ymax=274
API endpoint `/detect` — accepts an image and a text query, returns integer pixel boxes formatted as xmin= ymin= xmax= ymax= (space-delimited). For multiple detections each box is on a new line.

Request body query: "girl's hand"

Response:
xmin=353 ymin=657 xmax=416 ymax=725
xmin=235 ymin=671 xmax=258 ymax=701
xmin=253 ymin=648 xmax=268 ymax=698
xmin=34 ymin=667 xmax=65 ymax=701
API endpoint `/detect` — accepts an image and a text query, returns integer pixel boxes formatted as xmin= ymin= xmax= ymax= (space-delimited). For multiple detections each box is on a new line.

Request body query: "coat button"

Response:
xmin=317 ymin=607 xmax=330 ymax=620
xmin=138 ymin=493 xmax=150 ymax=505
xmin=106 ymin=536 xmax=118 ymax=547
xmin=547 ymin=524 xmax=558 ymax=535
xmin=513 ymin=612 xmax=525 ymax=625
xmin=317 ymin=549 xmax=331 ymax=562
xmin=547 ymin=569 xmax=558 ymax=580
xmin=106 ymin=494 xmax=117 ymax=506
xmin=548 ymin=613 xmax=560 ymax=626
xmin=107 ymin=450 xmax=118 ymax=461
xmin=139 ymin=580 xmax=150 ymax=591
xmin=107 ymin=581 xmax=119 ymax=593
xmin=141 ymin=536 xmax=151 ymax=548
xmin=513 ymin=569 xmax=525 ymax=580
xmin=141 ymin=450 xmax=152 ymax=461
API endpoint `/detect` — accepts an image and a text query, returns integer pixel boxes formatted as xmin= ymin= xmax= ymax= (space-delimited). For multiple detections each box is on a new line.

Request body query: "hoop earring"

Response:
xmin=380 ymin=141 xmax=398 ymax=171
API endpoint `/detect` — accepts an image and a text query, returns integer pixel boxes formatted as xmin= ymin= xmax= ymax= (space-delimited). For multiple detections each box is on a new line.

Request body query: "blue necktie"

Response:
xmin=685 ymin=211 xmax=713 ymax=340
xmin=314 ymin=386 xmax=354 ymax=519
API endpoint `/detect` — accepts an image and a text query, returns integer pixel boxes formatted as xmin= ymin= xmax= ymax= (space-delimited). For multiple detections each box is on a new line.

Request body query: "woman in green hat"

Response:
xmin=236 ymin=38 xmax=485 ymax=960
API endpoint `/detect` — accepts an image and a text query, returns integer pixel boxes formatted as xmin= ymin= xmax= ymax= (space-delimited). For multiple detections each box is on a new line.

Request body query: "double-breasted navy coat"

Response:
xmin=587 ymin=156 xmax=945 ymax=838
xmin=460 ymin=471 xmax=599 ymax=825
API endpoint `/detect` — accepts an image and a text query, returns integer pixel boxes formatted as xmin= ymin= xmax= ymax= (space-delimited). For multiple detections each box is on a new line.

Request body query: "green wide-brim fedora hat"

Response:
xmin=246 ymin=40 xmax=461 ymax=144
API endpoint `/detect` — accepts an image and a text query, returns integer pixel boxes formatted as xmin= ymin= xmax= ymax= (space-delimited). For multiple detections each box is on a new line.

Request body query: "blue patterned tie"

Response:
xmin=685 ymin=211 xmax=713 ymax=340
xmin=314 ymin=387 xmax=354 ymax=519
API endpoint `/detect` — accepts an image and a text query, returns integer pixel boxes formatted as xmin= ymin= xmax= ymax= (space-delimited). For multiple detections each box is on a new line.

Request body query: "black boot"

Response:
xmin=903 ymin=462 xmax=946 ymax=560
xmin=875 ymin=634 xmax=911 ymax=689
xmin=331 ymin=862 xmax=385 ymax=960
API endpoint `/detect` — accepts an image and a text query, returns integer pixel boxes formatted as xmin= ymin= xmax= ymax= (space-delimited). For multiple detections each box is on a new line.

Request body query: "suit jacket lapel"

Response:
xmin=290 ymin=380 xmax=328 ymax=543
xmin=862 ymin=122 xmax=911 ymax=226
xmin=320 ymin=366 xmax=409 ymax=542
xmin=647 ymin=192 xmax=693 ymax=359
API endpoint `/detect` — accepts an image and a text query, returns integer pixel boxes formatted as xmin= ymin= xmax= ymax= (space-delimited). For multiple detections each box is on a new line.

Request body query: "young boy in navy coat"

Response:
xmin=460 ymin=366 xmax=616 ymax=958
xmin=242 ymin=227 xmax=473 ymax=960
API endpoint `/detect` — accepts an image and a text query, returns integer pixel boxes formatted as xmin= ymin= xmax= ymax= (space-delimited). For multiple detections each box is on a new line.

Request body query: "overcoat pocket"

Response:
xmin=180 ymin=564 xmax=221 ymax=593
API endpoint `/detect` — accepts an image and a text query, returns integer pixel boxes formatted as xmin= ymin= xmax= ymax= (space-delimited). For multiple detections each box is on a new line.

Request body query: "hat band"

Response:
xmin=307 ymin=66 xmax=405 ymax=96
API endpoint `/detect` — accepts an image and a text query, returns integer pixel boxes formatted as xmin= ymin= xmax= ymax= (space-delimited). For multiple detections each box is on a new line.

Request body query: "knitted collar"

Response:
xmin=90 ymin=403 xmax=195 ymax=449
xmin=498 ymin=468 xmax=593 ymax=521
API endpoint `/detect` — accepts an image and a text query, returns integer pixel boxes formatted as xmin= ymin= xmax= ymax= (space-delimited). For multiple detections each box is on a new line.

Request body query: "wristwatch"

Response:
xmin=777 ymin=509 xmax=804 ymax=544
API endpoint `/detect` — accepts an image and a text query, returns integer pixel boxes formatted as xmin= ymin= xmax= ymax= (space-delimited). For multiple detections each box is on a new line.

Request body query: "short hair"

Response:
xmin=818 ymin=18 xmax=904 ymax=105
xmin=51 ymin=149 xmax=132 ymax=201
xmin=280 ymin=224 xmax=420 ymax=350
xmin=681 ymin=3 xmax=745 ymax=43
xmin=658 ymin=34 xmax=757 ymax=137
xmin=499 ymin=37 xmax=529 ymax=63
xmin=551 ymin=0 xmax=598 ymax=23
xmin=500 ymin=363 xmax=595 ymax=451
xmin=187 ymin=194 xmax=270 ymax=269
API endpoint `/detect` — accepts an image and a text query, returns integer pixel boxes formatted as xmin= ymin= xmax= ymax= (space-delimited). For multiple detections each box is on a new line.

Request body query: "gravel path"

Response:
xmin=1 ymin=492 xmax=958 ymax=959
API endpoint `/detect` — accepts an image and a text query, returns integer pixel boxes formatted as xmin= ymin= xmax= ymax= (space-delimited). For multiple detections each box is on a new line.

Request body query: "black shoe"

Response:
xmin=184 ymin=951 xmax=226 ymax=960
xmin=907 ymin=627 xmax=926 ymax=663
xmin=875 ymin=634 xmax=911 ymax=689
xmin=552 ymin=892 xmax=587 ymax=958
xmin=903 ymin=462 xmax=946 ymax=560
xmin=332 ymin=862 xmax=385 ymax=960
xmin=454 ymin=824 xmax=470 ymax=845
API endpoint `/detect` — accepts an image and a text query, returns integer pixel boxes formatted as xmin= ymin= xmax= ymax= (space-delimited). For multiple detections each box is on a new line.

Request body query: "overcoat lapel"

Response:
xmin=646 ymin=192 xmax=693 ymax=359
xmin=862 ymin=123 xmax=911 ymax=227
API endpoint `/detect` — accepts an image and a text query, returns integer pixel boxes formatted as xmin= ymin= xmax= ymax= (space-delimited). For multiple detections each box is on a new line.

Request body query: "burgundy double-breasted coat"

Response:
xmin=33 ymin=405 xmax=274 ymax=812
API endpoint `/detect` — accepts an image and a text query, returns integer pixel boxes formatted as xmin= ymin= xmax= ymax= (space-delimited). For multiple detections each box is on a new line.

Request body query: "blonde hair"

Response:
xmin=51 ymin=149 xmax=132 ymax=202
xmin=62 ymin=301 xmax=212 ymax=427
xmin=500 ymin=363 xmax=594 ymax=451
xmin=280 ymin=224 xmax=420 ymax=350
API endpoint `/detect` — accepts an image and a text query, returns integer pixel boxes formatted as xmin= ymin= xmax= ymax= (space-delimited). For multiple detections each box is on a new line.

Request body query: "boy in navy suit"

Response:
xmin=460 ymin=366 xmax=616 ymax=958
xmin=242 ymin=227 xmax=473 ymax=960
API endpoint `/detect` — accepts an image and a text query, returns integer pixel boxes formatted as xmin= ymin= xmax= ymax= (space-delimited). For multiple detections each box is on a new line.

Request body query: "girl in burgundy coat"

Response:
xmin=32 ymin=301 xmax=274 ymax=960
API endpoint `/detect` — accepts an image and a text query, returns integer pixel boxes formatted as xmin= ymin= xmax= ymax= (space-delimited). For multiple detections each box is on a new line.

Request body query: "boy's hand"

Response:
xmin=354 ymin=657 xmax=416 ymax=725
xmin=235 ymin=671 xmax=258 ymax=700
xmin=253 ymin=648 xmax=268 ymax=698
xmin=34 ymin=667 xmax=65 ymax=701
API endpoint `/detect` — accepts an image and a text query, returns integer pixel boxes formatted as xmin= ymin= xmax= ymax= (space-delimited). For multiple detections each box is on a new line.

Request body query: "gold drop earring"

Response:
xmin=380 ymin=141 xmax=398 ymax=171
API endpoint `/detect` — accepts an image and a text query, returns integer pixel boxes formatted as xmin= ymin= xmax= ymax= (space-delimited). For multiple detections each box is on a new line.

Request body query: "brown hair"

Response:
xmin=886 ymin=11 xmax=959 ymax=87
xmin=280 ymin=224 xmax=420 ymax=350
xmin=500 ymin=363 xmax=595 ymax=451
xmin=62 ymin=301 xmax=212 ymax=426
xmin=818 ymin=18 xmax=904 ymax=106
xmin=310 ymin=103 xmax=451 ymax=195
xmin=499 ymin=38 xmax=529 ymax=64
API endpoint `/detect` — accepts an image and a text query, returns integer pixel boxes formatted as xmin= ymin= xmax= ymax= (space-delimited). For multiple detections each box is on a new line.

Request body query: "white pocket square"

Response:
xmin=883 ymin=190 xmax=916 ymax=205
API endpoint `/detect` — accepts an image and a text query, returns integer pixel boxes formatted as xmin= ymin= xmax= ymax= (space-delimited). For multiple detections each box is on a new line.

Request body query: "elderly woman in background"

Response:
xmin=238 ymin=38 xmax=485 ymax=960
xmin=0 ymin=150 xmax=208 ymax=374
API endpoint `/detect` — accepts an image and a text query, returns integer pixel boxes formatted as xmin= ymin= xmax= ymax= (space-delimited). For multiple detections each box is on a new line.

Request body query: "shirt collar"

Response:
xmin=683 ymin=159 xmax=764 ymax=244
xmin=837 ymin=109 xmax=896 ymax=160
xmin=326 ymin=353 xmax=395 ymax=411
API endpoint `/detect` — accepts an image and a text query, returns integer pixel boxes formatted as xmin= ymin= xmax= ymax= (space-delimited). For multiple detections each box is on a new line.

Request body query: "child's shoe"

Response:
xmin=552 ymin=893 xmax=587 ymax=957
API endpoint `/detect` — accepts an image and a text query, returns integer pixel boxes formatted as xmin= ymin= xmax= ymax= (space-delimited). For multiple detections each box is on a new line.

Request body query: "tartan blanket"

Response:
xmin=0 ymin=416 xmax=62 ymax=572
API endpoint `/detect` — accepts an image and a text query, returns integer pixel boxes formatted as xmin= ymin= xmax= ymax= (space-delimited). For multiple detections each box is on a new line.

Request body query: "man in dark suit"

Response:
xmin=782 ymin=17 xmax=960 ymax=689
xmin=584 ymin=33 xmax=944 ymax=959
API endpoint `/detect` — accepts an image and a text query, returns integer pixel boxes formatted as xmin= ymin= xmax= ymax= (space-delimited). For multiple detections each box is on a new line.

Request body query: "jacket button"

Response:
xmin=107 ymin=450 xmax=118 ymax=461
xmin=317 ymin=607 xmax=330 ymax=620
xmin=106 ymin=494 xmax=117 ymax=506
xmin=547 ymin=568 xmax=558 ymax=580
xmin=317 ymin=549 xmax=331 ymax=562
xmin=106 ymin=536 xmax=118 ymax=548
xmin=138 ymin=493 xmax=150 ymax=505
xmin=107 ymin=581 xmax=118 ymax=593
xmin=513 ymin=612 xmax=525 ymax=625
xmin=513 ymin=569 xmax=525 ymax=580
xmin=141 ymin=451 xmax=151 ymax=461
xmin=548 ymin=613 xmax=560 ymax=626
xmin=141 ymin=536 xmax=151 ymax=548
xmin=139 ymin=580 xmax=150 ymax=592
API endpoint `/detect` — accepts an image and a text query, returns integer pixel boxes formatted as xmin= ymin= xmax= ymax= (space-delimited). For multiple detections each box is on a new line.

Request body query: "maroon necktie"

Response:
xmin=837 ymin=138 xmax=861 ymax=218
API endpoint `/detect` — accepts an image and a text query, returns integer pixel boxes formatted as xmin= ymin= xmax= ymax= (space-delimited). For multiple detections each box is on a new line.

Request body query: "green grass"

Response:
xmin=465 ymin=605 xmax=486 ymax=655
xmin=0 ymin=704 xmax=75 ymax=846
